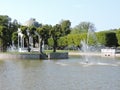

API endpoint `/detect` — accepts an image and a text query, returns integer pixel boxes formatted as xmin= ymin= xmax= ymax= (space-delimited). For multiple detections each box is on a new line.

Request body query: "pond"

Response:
xmin=0 ymin=56 xmax=120 ymax=90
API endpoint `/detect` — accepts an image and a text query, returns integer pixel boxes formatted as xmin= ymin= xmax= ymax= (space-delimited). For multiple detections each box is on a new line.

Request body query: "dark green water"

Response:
xmin=0 ymin=56 xmax=120 ymax=90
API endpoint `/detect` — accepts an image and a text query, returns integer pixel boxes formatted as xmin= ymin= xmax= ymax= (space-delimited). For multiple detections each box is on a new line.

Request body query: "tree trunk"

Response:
xmin=27 ymin=37 xmax=30 ymax=52
xmin=40 ymin=39 xmax=43 ymax=53
xmin=3 ymin=39 xmax=7 ymax=52
xmin=53 ymin=39 xmax=57 ymax=52
xmin=0 ymin=43 xmax=7 ymax=52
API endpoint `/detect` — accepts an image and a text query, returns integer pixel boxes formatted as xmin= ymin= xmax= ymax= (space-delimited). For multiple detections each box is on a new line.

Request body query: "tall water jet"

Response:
xmin=81 ymin=40 xmax=89 ymax=63
xmin=80 ymin=27 xmax=98 ymax=63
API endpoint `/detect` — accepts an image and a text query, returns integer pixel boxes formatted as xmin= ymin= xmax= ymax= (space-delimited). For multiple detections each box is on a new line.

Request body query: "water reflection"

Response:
xmin=0 ymin=56 xmax=120 ymax=90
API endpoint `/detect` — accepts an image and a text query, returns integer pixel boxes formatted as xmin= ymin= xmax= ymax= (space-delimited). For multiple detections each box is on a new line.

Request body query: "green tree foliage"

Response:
xmin=20 ymin=26 xmax=28 ymax=36
xmin=57 ymin=34 xmax=87 ymax=50
xmin=9 ymin=19 xmax=19 ymax=46
xmin=29 ymin=26 xmax=36 ymax=35
xmin=12 ymin=32 xmax=18 ymax=46
xmin=71 ymin=21 xmax=95 ymax=34
xmin=67 ymin=33 xmax=87 ymax=49
xmin=12 ymin=19 xmax=20 ymax=31
xmin=48 ymin=38 xmax=54 ymax=48
xmin=20 ymin=26 xmax=28 ymax=47
xmin=0 ymin=15 xmax=119 ymax=52
xmin=116 ymin=29 xmax=120 ymax=46
xmin=28 ymin=26 xmax=37 ymax=47
xmin=37 ymin=24 xmax=52 ymax=53
xmin=0 ymin=26 xmax=9 ymax=51
xmin=60 ymin=20 xmax=71 ymax=35
xmin=56 ymin=31 xmax=118 ymax=49
xmin=57 ymin=36 xmax=68 ymax=49
xmin=0 ymin=15 xmax=18 ymax=51
xmin=0 ymin=15 xmax=11 ymax=26
xmin=96 ymin=32 xmax=106 ymax=45
xmin=49 ymin=20 xmax=71 ymax=51
xmin=50 ymin=24 xmax=62 ymax=52
xmin=105 ymin=32 xmax=118 ymax=47
xmin=96 ymin=31 xmax=118 ymax=47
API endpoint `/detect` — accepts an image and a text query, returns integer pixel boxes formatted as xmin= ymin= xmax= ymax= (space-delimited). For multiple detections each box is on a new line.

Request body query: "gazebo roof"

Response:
xmin=23 ymin=18 xmax=41 ymax=27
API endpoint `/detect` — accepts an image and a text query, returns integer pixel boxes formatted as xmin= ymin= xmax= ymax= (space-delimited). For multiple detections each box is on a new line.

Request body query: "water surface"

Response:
xmin=0 ymin=56 xmax=120 ymax=90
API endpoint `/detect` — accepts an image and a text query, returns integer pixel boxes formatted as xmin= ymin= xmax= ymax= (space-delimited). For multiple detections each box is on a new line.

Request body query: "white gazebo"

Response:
xmin=17 ymin=18 xmax=43 ymax=52
xmin=17 ymin=28 xmax=41 ymax=52
xmin=18 ymin=28 xmax=26 ymax=52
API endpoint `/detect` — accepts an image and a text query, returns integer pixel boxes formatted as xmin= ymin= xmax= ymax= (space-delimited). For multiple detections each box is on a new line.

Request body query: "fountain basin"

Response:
xmin=0 ymin=53 xmax=47 ymax=60
xmin=48 ymin=52 xmax=68 ymax=59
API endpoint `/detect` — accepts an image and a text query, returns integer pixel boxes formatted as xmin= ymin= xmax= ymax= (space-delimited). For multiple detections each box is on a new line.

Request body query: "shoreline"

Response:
xmin=69 ymin=52 xmax=101 ymax=56
xmin=0 ymin=51 xmax=120 ymax=60
xmin=69 ymin=52 xmax=120 ymax=57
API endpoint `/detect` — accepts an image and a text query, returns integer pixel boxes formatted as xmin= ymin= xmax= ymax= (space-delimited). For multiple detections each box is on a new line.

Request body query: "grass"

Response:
xmin=0 ymin=50 xmax=80 ymax=54
xmin=0 ymin=51 xmax=40 ymax=54
xmin=45 ymin=50 xmax=79 ymax=54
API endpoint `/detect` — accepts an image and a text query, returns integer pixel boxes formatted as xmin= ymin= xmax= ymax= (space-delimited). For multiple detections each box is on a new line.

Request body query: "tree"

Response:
xmin=20 ymin=26 xmax=28 ymax=47
xmin=0 ymin=26 xmax=9 ymax=51
xmin=37 ymin=24 xmax=52 ymax=53
xmin=71 ymin=21 xmax=96 ymax=34
xmin=105 ymin=32 xmax=118 ymax=47
xmin=96 ymin=32 xmax=106 ymax=45
xmin=53 ymin=20 xmax=71 ymax=49
xmin=60 ymin=20 xmax=71 ymax=35
xmin=9 ymin=19 xmax=19 ymax=46
xmin=48 ymin=38 xmax=54 ymax=50
xmin=116 ymin=29 xmax=120 ymax=46
xmin=28 ymin=26 xmax=37 ymax=47
xmin=0 ymin=15 xmax=12 ymax=51
xmin=67 ymin=33 xmax=87 ymax=49
xmin=50 ymin=24 xmax=62 ymax=52
xmin=57 ymin=36 xmax=68 ymax=49
xmin=12 ymin=32 xmax=18 ymax=46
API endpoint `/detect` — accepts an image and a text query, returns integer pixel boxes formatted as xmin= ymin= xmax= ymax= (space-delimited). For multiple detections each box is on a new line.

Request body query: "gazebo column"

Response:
xmin=23 ymin=37 xmax=24 ymax=49
xmin=18 ymin=28 xmax=24 ymax=52
xmin=18 ymin=35 xmax=20 ymax=51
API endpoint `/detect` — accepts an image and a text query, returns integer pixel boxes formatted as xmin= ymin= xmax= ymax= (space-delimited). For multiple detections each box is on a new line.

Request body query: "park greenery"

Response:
xmin=0 ymin=15 xmax=120 ymax=52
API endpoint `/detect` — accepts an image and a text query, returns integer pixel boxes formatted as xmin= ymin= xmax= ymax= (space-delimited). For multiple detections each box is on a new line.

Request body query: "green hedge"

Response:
xmin=48 ymin=31 xmax=119 ymax=49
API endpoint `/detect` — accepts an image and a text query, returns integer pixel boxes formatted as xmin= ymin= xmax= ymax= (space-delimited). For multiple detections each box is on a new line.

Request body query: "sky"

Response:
xmin=0 ymin=0 xmax=120 ymax=31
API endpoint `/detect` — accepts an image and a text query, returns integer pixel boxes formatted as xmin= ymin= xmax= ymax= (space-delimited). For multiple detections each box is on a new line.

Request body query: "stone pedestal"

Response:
xmin=48 ymin=52 xmax=68 ymax=59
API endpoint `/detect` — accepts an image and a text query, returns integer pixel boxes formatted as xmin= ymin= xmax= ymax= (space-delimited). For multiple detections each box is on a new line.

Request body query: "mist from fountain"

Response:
xmin=80 ymin=28 xmax=98 ymax=63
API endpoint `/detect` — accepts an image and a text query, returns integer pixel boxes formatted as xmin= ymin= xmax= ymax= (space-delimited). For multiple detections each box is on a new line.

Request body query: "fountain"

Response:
xmin=81 ymin=40 xmax=89 ymax=63
xmin=80 ymin=28 xmax=98 ymax=63
xmin=1 ymin=22 xmax=120 ymax=90
xmin=78 ymin=27 xmax=119 ymax=67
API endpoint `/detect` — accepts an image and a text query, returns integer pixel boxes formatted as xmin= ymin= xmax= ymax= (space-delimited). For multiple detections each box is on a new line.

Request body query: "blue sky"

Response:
xmin=0 ymin=0 xmax=120 ymax=31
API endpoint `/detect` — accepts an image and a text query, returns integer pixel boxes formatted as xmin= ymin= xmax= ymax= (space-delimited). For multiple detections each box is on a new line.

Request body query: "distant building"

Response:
xmin=23 ymin=18 xmax=41 ymax=27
